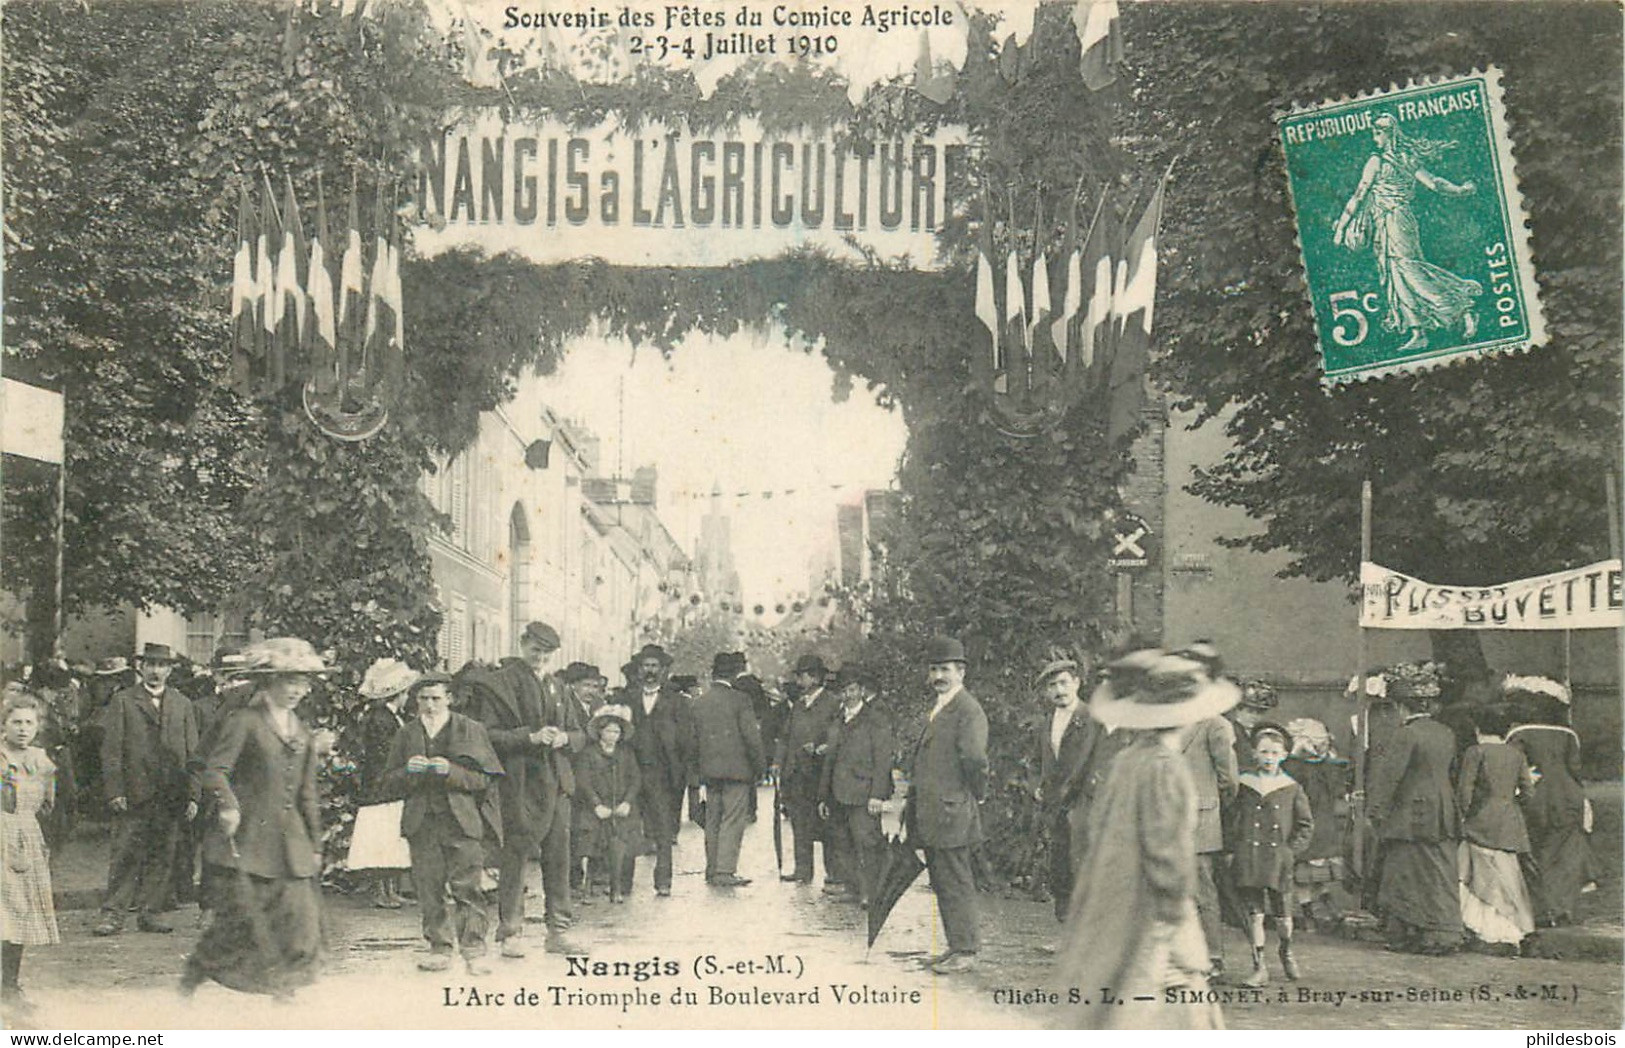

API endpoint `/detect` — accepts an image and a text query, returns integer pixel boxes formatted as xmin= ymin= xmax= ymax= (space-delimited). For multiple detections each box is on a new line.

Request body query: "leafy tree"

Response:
xmin=1134 ymin=2 xmax=1623 ymax=671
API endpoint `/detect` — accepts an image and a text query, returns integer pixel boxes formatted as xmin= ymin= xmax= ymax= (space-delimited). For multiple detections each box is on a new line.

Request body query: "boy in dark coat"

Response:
xmin=817 ymin=665 xmax=894 ymax=908
xmin=385 ymin=672 xmax=504 ymax=975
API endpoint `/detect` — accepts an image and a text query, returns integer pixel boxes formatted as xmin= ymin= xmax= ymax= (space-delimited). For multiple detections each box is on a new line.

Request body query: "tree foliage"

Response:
xmin=1135 ymin=2 xmax=1622 ymax=587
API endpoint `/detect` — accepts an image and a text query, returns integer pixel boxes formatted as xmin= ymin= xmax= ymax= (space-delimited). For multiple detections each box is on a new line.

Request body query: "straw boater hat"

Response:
xmin=1090 ymin=653 xmax=1242 ymax=731
xmin=93 ymin=656 xmax=131 ymax=676
xmin=588 ymin=703 xmax=635 ymax=742
xmin=236 ymin=638 xmax=329 ymax=676
xmin=358 ymin=658 xmax=418 ymax=700
xmin=1502 ymin=674 xmax=1569 ymax=705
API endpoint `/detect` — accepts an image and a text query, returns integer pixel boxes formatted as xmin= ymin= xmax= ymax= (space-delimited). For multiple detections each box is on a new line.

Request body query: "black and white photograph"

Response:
xmin=1 ymin=0 xmax=1621 ymax=1033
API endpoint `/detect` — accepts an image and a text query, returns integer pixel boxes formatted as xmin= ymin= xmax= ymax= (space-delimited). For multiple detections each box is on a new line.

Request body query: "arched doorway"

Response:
xmin=508 ymin=502 xmax=532 ymax=656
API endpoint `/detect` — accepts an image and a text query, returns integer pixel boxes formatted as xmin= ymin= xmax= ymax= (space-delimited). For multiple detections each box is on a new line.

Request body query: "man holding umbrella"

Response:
xmin=905 ymin=637 xmax=988 ymax=974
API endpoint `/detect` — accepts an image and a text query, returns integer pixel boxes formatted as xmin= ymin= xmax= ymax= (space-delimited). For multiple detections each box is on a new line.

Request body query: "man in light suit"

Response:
xmin=1033 ymin=657 xmax=1093 ymax=923
xmin=905 ymin=637 xmax=988 ymax=974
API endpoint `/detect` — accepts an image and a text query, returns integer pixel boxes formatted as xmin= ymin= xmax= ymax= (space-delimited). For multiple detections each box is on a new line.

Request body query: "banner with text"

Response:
xmin=413 ymin=113 xmax=967 ymax=268
xmin=1360 ymin=559 xmax=1624 ymax=631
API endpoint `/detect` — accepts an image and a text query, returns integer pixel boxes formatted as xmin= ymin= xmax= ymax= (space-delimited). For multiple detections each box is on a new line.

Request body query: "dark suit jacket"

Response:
xmin=690 ymin=681 xmax=764 ymax=784
xmin=198 ymin=702 xmax=321 ymax=879
xmin=383 ymin=712 xmax=503 ymax=845
xmin=101 ymin=685 xmax=199 ymax=809
xmin=779 ymin=686 xmax=841 ymax=800
xmin=625 ymin=685 xmax=693 ymax=795
xmin=1456 ymin=741 xmax=1532 ymax=853
xmin=1181 ymin=715 xmax=1238 ymax=853
xmin=821 ymin=701 xmax=896 ymax=807
xmin=461 ymin=659 xmax=578 ymax=838
xmin=1037 ymin=703 xmax=1093 ymax=821
xmin=1367 ymin=714 xmax=1460 ymax=842
xmin=908 ymin=688 xmax=988 ymax=849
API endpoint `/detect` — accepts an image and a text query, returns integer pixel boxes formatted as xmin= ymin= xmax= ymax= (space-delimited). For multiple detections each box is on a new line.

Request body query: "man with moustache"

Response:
xmin=461 ymin=621 xmax=579 ymax=957
xmin=778 ymin=653 xmax=841 ymax=885
xmin=623 ymin=644 xmax=692 ymax=897
xmin=94 ymin=643 xmax=200 ymax=936
xmin=1033 ymin=656 xmax=1094 ymax=923
xmin=905 ymin=637 xmax=988 ymax=974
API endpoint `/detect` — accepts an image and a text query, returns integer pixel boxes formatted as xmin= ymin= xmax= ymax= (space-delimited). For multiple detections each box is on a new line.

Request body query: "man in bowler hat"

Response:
xmin=94 ymin=643 xmax=200 ymax=936
xmin=778 ymin=653 xmax=842 ymax=885
xmin=905 ymin=637 xmax=988 ymax=973
xmin=690 ymin=652 xmax=763 ymax=887
xmin=621 ymin=643 xmax=693 ymax=897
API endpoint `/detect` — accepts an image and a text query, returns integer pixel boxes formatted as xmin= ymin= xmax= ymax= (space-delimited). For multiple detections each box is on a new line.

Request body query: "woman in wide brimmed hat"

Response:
xmin=573 ymin=705 xmax=643 ymax=905
xmin=183 ymin=638 xmax=329 ymax=997
xmin=1054 ymin=654 xmax=1239 ymax=1030
xmin=347 ymin=658 xmax=419 ymax=909
xmin=1504 ymin=675 xmax=1598 ymax=927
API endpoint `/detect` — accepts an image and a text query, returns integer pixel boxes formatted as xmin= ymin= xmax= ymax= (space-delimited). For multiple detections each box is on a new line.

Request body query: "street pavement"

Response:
xmin=8 ymin=787 xmax=1621 ymax=1030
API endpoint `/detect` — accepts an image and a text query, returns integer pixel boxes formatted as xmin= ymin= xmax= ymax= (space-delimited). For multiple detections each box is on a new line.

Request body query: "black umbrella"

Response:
xmin=772 ymin=781 xmax=784 ymax=874
xmin=866 ymin=835 xmax=927 ymax=948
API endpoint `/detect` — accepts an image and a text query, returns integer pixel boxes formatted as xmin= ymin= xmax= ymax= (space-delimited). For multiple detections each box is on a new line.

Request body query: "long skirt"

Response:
xmin=1378 ymin=839 xmax=1462 ymax=934
xmin=1055 ymin=898 xmax=1222 ymax=1030
xmin=186 ymin=870 xmax=321 ymax=996
xmin=1527 ymin=822 xmax=1596 ymax=923
xmin=1458 ymin=842 xmax=1534 ymax=945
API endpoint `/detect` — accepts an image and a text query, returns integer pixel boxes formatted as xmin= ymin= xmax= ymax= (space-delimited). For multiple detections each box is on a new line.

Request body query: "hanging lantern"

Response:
xmin=753 ymin=604 xmax=765 ymax=616
xmin=792 ymin=601 xmax=804 ymax=613
xmin=690 ymin=594 xmax=701 ymax=606
xmin=775 ymin=604 xmax=786 ymax=615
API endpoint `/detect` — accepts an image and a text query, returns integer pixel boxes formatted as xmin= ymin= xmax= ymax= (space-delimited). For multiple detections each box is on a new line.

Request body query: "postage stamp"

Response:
xmin=1277 ymin=67 xmax=1546 ymax=385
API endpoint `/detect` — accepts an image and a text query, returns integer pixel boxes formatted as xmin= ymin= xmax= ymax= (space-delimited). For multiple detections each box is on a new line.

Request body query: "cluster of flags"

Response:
xmin=973 ymin=164 xmax=1169 ymax=442
xmin=229 ymin=174 xmax=403 ymax=405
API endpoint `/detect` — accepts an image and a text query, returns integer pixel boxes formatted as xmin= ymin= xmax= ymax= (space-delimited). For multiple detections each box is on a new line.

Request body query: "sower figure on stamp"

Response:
xmin=460 ymin=621 xmax=579 ymax=957
xmin=94 ymin=643 xmax=199 ymax=937
xmin=1032 ymin=656 xmax=1094 ymax=925
xmin=778 ymin=653 xmax=841 ymax=886
xmin=690 ymin=652 xmax=763 ymax=888
xmin=623 ymin=644 xmax=692 ymax=898
xmin=817 ymin=664 xmax=894 ymax=909
xmin=384 ymin=672 xmax=503 ymax=976
xmin=905 ymin=637 xmax=988 ymax=975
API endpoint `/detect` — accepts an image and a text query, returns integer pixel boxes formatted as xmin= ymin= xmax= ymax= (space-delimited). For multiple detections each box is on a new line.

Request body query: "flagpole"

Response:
xmin=51 ymin=385 xmax=67 ymax=658
xmin=1353 ymin=476 xmax=1372 ymax=878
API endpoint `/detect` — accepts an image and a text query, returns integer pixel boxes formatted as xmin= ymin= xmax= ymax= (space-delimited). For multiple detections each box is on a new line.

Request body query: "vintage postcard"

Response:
xmin=1 ymin=0 xmax=1619 ymax=1037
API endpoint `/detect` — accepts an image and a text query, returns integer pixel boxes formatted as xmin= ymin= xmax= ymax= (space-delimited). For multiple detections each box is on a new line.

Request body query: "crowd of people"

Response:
xmin=0 ymin=627 xmax=1605 ymax=1028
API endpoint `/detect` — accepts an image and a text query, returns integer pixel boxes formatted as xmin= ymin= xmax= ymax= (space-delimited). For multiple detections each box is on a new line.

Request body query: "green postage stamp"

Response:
xmin=1278 ymin=67 xmax=1545 ymax=385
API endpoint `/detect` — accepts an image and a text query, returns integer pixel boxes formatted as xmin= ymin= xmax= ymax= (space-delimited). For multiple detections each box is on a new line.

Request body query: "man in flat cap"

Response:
xmin=461 ymin=621 xmax=581 ymax=956
xmin=690 ymin=652 xmax=763 ymax=887
xmin=905 ymin=637 xmax=988 ymax=974
xmin=622 ymin=643 xmax=693 ymax=897
xmin=778 ymin=653 xmax=842 ymax=886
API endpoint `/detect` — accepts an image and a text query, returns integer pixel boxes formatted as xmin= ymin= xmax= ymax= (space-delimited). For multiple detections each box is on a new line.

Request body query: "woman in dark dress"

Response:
xmin=182 ymin=639 xmax=328 ymax=997
xmin=1504 ymin=675 xmax=1597 ymax=927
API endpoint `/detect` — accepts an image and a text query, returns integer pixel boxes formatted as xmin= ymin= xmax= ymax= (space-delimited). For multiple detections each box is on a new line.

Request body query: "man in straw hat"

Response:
xmin=905 ymin=637 xmax=988 ymax=974
xmin=94 ymin=643 xmax=200 ymax=937
xmin=1053 ymin=652 xmax=1239 ymax=1029
xmin=1032 ymin=654 xmax=1094 ymax=924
